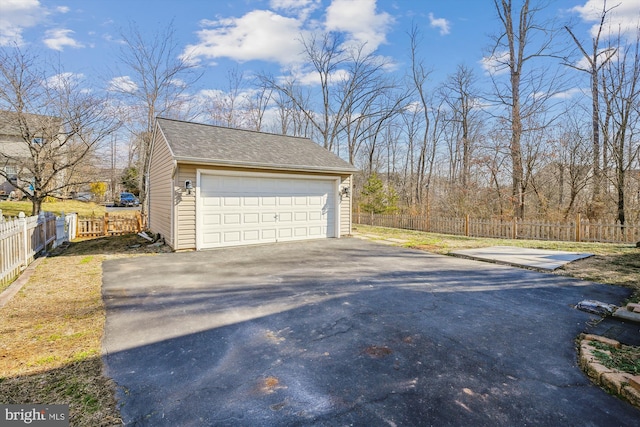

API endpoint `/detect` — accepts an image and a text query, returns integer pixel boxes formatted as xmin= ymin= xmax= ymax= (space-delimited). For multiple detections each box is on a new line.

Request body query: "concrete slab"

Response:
xmin=102 ymin=239 xmax=637 ymax=426
xmin=451 ymin=245 xmax=593 ymax=271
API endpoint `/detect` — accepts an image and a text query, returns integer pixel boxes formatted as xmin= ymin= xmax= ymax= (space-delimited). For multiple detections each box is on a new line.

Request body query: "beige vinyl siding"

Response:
xmin=148 ymin=131 xmax=174 ymax=247
xmin=175 ymin=164 xmax=197 ymax=250
xmin=339 ymin=175 xmax=352 ymax=236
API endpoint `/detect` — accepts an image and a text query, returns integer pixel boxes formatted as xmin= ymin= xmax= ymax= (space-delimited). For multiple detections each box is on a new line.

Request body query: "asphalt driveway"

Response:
xmin=102 ymin=238 xmax=638 ymax=426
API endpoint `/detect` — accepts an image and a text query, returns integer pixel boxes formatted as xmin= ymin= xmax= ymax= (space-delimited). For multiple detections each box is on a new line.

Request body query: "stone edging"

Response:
xmin=578 ymin=334 xmax=640 ymax=409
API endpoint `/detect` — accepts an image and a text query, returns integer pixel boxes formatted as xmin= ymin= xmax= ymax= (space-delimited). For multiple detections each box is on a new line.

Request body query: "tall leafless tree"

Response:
xmin=111 ymin=21 xmax=201 ymax=213
xmin=490 ymin=0 xmax=561 ymax=218
xmin=564 ymin=0 xmax=618 ymax=219
xmin=599 ymin=29 xmax=640 ymax=225
xmin=441 ymin=64 xmax=483 ymax=189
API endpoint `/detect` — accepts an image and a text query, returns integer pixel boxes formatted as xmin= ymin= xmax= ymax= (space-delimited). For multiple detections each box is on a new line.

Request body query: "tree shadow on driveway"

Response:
xmin=102 ymin=238 xmax=639 ymax=426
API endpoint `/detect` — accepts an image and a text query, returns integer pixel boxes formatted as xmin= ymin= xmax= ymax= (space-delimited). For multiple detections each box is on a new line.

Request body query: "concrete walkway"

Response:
xmin=451 ymin=246 xmax=593 ymax=271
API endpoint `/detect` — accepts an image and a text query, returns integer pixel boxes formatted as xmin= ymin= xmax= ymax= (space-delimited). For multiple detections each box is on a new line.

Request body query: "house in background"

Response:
xmin=148 ymin=117 xmax=357 ymax=250
xmin=0 ymin=110 xmax=64 ymax=199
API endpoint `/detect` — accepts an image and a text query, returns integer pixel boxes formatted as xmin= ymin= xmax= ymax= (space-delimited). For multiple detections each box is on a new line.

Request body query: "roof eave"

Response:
xmin=174 ymin=156 xmax=358 ymax=174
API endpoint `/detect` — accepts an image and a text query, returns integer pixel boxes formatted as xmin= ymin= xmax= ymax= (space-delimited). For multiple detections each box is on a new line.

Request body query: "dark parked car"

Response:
xmin=118 ymin=192 xmax=140 ymax=207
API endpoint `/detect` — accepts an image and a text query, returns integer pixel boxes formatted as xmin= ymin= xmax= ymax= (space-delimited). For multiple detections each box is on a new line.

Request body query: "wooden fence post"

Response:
xmin=136 ymin=211 xmax=143 ymax=232
xmin=103 ymin=212 xmax=109 ymax=236
xmin=575 ymin=213 xmax=581 ymax=242
xmin=465 ymin=214 xmax=470 ymax=237
xmin=512 ymin=217 xmax=518 ymax=240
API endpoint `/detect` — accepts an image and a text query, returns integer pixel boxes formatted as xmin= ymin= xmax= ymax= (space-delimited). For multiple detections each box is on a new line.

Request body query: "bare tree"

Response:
xmin=600 ymin=29 xmax=640 ymax=225
xmin=206 ymin=67 xmax=246 ymax=128
xmin=259 ymin=33 xmax=347 ymax=151
xmin=111 ymin=21 xmax=201 ymax=213
xmin=0 ymin=47 xmax=119 ymax=214
xmin=442 ymin=65 xmax=482 ymax=188
xmin=245 ymin=84 xmax=273 ymax=132
xmin=490 ymin=0 xmax=561 ymax=218
xmin=406 ymin=25 xmax=431 ymax=208
xmin=564 ymin=0 xmax=618 ymax=219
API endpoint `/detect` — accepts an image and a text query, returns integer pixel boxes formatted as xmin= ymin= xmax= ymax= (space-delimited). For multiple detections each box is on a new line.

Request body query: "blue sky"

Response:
xmin=1 ymin=0 xmax=639 ymax=120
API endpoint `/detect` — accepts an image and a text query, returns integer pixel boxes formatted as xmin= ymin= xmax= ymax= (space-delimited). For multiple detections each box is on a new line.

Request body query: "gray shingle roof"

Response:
xmin=156 ymin=117 xmax=357 ymax=173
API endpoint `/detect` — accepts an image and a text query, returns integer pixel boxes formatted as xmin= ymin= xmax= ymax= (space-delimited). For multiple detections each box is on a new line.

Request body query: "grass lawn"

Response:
xmin=0 ymin=234 xmax=169 ymax=426
xmin=0 ymin=200 xmax=107 ymax=218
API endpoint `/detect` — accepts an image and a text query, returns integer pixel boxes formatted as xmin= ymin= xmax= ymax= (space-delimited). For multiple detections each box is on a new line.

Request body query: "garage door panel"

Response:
xmin=278 ymin=228 xmax=292 ymax=238
xmin=309 ymin=226 xmax=322 ymax=236
xmin=225 ymin=214 xmax=241 ymax=225
xmin=243 ymin=230 xmax=260 ymax=241
xmin=223 ymin=231 xmax=241 ymax=243
xmin=244 ymin=196 xmax=259 ymax=206
xmin=278 ymin=196 xmax=292 ymax=205
xmin=243 ymin=213 xmax=259 ymax=223
xmin=262 ymin=228 xmax=276 ymax=239
xmin=202 ymin=232 xmax=221 ymax=244
xmin=224 ymin=197 xmax=241 ymax=206
xmin=199 ymin=173 xmax=336 ymax=249
xmin=203 ymin=213 xmax=221 ymax=226
xmin=262 ymin=213 xmax=277 ymax=223
xmin=279 ymin=212 xmax=292 ymax=222
xmin=202 ymin=197 xmax=220 ymax=207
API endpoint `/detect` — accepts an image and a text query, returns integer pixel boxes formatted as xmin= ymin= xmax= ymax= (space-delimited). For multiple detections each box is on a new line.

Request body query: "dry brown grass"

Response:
xmin=0 ymin=234 xmax=170 ymax=426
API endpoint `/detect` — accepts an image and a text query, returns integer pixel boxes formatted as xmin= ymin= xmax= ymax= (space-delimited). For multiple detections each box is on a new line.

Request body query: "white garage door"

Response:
xmin=197 ymin=172 xmax=337 ymax=249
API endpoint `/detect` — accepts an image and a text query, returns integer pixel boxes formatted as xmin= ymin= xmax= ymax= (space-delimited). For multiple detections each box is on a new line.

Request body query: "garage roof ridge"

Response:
xmin=156 ymin=116 xmax=314 ymax=141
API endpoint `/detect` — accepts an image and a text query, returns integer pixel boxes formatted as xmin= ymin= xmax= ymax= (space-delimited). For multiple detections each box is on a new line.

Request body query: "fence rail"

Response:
xmin=77 ymin=212 xmax=144 ymax=238
xmin=354 ymin=212 xmax=640 ymax=245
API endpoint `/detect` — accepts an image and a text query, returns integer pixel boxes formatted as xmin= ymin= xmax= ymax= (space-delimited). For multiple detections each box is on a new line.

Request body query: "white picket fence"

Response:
xmin=0 ymin=210 xmax=78 ymax=286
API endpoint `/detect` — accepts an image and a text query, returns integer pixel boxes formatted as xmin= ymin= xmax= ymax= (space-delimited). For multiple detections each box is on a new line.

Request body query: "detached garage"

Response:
xmin=148 ymin=117 xmax=357 ymax=251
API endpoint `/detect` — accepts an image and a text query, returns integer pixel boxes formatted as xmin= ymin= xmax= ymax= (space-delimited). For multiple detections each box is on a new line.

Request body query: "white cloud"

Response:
xmin=44 ymin=72 xmax=84 ymax=90
xmin=56 ymin=6 xmax=70 ymax=13
xmin=428 ymin=12 xmax=450 ymax=35
xmin=325 ymin=0 xmax=393 ymax=53
xmin=0 ymin=0 xmax=46 ymax=46
xmin=183 ymin=10 xmax=307 ymax=65
xmin=43 ymin=28 xmax=84 ymax=51
xmin=288 ymin=67 xmax=351 ymax=86
xmin=571 ymin=0 xmax=640 ymax=39
xmin=270 ymin=0 xmax=321 ymax=20
xmin=108 ymin=76 xmax=138 ymax=93
xmin=550 ymin=87 xmax=586 ymax=99
xmin=480 ymin=51 xmax=510 ymax=76
xmin=573 ymin=46 xmax=618 ymax=69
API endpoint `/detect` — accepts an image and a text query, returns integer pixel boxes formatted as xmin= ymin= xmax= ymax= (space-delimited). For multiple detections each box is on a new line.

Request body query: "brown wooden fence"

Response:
xmin=77 ymin=212 xmax=144 ymax=238
xmin=354 ymin=212 xmax=640 ymax=244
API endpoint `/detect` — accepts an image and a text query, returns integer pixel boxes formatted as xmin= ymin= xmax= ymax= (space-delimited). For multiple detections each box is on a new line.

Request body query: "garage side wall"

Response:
xmin=148 ymin=133 xmax=174 ymax=248
xmin=175 ymin=164 xmax=197 ymax=250
xmin=340 ymin=175 xmax=352 ymax=236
